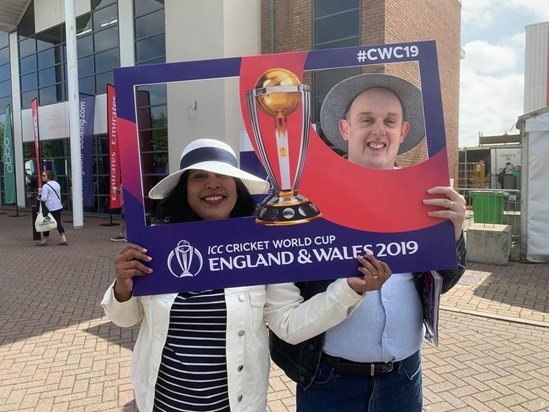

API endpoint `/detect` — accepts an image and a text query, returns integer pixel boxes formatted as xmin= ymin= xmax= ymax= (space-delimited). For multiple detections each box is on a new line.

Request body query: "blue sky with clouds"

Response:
xmin=459 ymin=0 xmax=549 ymax=147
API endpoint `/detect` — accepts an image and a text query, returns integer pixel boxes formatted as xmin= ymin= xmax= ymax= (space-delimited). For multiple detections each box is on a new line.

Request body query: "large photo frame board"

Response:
xmin=114 ymin=41 xmax=457 ymax=296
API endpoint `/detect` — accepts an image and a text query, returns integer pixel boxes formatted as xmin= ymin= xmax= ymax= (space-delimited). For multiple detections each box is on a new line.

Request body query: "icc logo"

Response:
xmin=167 ymin=240 xmax=204 ymax=278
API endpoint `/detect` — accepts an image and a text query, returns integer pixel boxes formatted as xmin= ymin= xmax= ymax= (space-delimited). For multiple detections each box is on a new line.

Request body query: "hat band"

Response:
xmin=180 ymin=147 xmax=237 ymax=170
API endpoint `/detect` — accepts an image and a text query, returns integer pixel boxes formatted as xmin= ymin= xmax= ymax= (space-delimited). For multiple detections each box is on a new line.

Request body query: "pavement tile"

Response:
xmin=1 ymin=212 xmax=549 ymax=411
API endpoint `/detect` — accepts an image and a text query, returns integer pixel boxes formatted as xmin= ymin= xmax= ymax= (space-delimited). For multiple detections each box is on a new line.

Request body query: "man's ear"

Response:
xmin=339 ymin=118 xmax=350 ymax=141
xmin=400 ymin=121 xmax=411 ymax=143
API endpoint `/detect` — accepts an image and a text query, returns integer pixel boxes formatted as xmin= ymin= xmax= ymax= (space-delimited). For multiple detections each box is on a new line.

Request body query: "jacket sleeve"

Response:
xmin=101 ymin=281 xmax=144 ymax=327
xmin=264 ymin=278 xmax=364 ymax=345
xmin=439 ymin=233 xmax=467 ymax=294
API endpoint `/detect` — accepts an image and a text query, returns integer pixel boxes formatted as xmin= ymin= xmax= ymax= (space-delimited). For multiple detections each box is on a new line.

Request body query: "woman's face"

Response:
xmin=42 ymin=172 xmax=49 ymax=182
xmin=186 ymin=170 xmax=238 ymax=220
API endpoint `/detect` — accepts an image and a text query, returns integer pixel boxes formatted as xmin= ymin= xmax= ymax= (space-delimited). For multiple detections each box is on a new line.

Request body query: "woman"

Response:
xmin=102 ymin=139 xmax=391 ymax=412
xmin=38 ymin=170 xmax=67 ymax=246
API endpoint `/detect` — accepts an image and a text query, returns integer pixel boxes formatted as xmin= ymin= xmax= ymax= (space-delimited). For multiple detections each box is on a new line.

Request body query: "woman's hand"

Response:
xmin=423 ymin=186 xmax=466 ymax=241
xmin=113 ymin=243 xmax=153 ymax=302
xmin=347 ymin=252 xmax=392 ymax=294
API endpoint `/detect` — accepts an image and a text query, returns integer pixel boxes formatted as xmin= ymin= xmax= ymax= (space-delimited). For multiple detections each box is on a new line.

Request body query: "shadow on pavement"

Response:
xmin=0 ymin=214 xmax=121 ymax=345
xmin=84 ymin=323 xmax=138 ymax=351
xmin=468 ymin=260 xmax=549 ymax=315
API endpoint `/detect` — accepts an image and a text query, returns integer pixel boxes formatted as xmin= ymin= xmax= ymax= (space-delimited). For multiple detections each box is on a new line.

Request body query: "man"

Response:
xmin=270 ymin=73 xmax=467 ymax=412
xmin=498 ymin=162 xmax=512 ymax=189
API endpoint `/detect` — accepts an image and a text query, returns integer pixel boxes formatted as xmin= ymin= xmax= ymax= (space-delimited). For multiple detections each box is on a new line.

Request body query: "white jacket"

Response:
xmin=40 ymin=181 xmax=63 ymax=212
xmin=101 ymin=279 xmax=362 ymax=412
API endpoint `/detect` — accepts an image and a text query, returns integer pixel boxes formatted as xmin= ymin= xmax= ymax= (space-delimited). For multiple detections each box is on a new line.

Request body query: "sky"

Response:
xmin=459 ymin=0 xmax=549 ymax=147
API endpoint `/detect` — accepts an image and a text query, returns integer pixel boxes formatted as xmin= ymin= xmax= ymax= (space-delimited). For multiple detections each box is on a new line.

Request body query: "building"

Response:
xmin=261 ymin=0 xmax=462 ymax=174
xmin=518 ymin=23 xmax=549 ymax=262
xmin=0 ymin=0 xmax=462 ymax=224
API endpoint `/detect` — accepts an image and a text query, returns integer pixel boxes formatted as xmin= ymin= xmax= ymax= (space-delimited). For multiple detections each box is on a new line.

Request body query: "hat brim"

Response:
xmin=319 ymin=74 xmax=425 ymax=155
xmin=148 ymin=161 xmax=270 ymax=199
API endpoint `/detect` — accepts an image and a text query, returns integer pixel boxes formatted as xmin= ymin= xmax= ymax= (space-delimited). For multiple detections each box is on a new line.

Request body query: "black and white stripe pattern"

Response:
xmin=153 ymin=289 xmax=229 ymax=412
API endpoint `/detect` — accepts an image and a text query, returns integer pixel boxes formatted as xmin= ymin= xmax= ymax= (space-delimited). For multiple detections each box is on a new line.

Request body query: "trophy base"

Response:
xmin=256 ymin=191 xmax=322 ymax=226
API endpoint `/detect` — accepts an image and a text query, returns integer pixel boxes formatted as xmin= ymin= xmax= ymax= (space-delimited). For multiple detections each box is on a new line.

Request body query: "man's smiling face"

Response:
xmin=338 ymin=87 xmax=410 ymax=170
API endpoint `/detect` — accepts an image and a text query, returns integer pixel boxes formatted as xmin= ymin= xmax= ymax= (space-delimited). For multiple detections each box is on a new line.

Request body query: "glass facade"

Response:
xmin=77 ymin=0 xmax=120 ymax=95
xmin=92 ymin=134 xmax=114 ymax=213
xmin=134 ymin=0 xmax=166 ymax=65
xmin=18 ymin=5 xmax=67 ymax=109
xmin=15 ymin=0 xmax=121 ymax=213
xmin=17 ymin=0 xmax=120 ymax=108
xmin=8 ymin=0 xmax=167 ymax=216
xmin=134 ymin=0 xmax=167 ymax=216
xmin=312 ymin=0 xmax=361 ymax=137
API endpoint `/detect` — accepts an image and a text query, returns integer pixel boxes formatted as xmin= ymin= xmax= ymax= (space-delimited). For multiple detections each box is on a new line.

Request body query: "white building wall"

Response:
xmin=34 ymin=0 xmax=90 ymax=32
xmin=524 ymin=22 xmax=549 ymax=113
xmin=164 ymin=0 xmax=261 ymax=173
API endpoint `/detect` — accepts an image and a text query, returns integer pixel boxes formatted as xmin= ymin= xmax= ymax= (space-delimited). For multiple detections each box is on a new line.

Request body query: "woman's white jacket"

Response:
xmin=101 ymin=279 xmax=363 ymax=412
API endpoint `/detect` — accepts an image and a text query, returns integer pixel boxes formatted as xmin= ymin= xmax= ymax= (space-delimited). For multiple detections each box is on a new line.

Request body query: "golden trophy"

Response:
xmin=246 ymin=68 xmax=321 ymax=225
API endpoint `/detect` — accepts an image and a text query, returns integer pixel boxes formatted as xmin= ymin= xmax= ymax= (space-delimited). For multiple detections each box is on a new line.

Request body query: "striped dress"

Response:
xmin=153 ymin=289 xmax=230 ymax=412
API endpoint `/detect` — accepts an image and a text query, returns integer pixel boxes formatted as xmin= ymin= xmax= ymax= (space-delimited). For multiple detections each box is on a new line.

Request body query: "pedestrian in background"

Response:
xmin=38 ymin=170 xmax=68 ymax=246
xmin=498 ymin=162 xmax=512 ymax=189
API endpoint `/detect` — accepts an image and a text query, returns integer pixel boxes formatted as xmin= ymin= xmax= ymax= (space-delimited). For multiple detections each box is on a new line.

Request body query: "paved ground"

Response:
xmin=0 ymin=210 xmax=548 ymax=411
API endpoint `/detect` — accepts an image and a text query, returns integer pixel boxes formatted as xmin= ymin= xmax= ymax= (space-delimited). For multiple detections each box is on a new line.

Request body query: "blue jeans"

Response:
xmin=296 ymin=350 xmax=422 ymax=412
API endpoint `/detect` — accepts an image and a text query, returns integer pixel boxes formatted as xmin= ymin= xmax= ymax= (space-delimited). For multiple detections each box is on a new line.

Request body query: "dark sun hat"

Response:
xmin=319 ymin=73 xmax=426 ymax=155
xmin=148 ymin=138 xmax=270 ymax=199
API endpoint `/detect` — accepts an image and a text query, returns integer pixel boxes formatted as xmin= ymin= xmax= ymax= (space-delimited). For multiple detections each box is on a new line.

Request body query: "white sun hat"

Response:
xmin=148 ymin=138 xmax=270 ymax=199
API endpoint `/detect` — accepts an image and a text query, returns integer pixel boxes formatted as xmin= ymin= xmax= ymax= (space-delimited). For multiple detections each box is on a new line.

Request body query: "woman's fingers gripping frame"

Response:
xmin=115 ymin=243 xmax=153 ymax=280
xmin=347 ymin=253 xmax=392 ymax=294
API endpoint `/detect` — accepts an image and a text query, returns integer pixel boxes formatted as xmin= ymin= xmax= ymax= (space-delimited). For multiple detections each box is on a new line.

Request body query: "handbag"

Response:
xmin=35 ymin=203 xmax=58 ymax=232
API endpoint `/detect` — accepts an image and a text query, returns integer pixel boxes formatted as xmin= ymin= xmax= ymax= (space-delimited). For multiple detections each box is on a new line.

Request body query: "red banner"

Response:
xmin=31 ymin=98 xmax=42 ymax=188
xmin=108 ymin=84 xmax=122 ymax=209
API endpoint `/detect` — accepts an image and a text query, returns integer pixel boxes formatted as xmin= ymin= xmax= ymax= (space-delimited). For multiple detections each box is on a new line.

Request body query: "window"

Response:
xmin=312 ymin=0 xmax=360 ymax=133
xmin=134 ymin=0 xmax=165 ymax=65
xmin=18 ymin=2 xmax=67 ymax=109
xmin=136 ymin=84 xmax=168 ymax=214
xmin=76 ymin=1 xmax=120 ymax=95
xmin=134 ymin=0 xmax=168 ymax=214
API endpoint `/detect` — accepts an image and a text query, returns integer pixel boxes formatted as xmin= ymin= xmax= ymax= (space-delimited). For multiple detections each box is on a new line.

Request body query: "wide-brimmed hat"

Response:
xmin=320 ymin=73 xmax=425 ymax=155
xmin=148 ymin=138 xmax=270 ymax=199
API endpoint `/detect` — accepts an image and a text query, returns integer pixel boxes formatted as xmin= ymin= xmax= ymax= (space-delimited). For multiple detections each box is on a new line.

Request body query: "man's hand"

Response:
xmin=423 ymin=186 xmax=466 ymax=241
